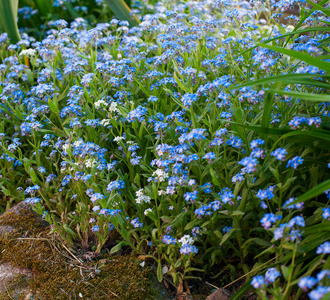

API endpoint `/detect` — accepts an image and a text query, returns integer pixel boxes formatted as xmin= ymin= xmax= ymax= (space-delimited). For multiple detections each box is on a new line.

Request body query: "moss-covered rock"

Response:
xmin=0 ymin=203 xmax=170 ymax=300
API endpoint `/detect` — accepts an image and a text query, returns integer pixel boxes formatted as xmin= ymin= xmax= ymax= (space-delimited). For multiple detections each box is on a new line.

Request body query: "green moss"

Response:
xmin=0 ymin=208 xmax=163 ymax=300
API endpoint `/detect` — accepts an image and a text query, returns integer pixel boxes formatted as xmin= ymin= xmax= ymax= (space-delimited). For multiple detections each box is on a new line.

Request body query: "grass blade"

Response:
xmin=261 ymin=82 xmax=283 ymax=130
xmin=104 ymin=0 xmax=139 ymax=27
xmin=270 ymin=89 xmax=330 ymax=102
xmin=305 ymin=0 xmax=330 ymax=18
xmin=234 ymin=27 xmax=330 ymax=60
xmin=285 ymin=179 xmax=330 ymax=206
xmin=259 ymin=43 xmax=330 ymax=73
xmin=227 ymin=74 xmax=328 ymax=90
xmin=0 ymin=0 xmax=20 ymax=44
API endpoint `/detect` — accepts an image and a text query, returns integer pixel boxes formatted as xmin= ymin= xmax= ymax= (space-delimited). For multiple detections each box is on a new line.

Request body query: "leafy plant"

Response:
xmin=0 ymin=0 xmax=330 ymax=299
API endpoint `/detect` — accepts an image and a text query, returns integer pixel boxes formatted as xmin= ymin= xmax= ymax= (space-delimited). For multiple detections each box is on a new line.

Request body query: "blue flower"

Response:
xmin=322 ymin=207 xmax=330 ymax=220
xmin=148 ymin=96 xmax=158 ymax=102
xmin=251 ymin=275 xmax=265 ymax=289
xmin=203 ymin=152 xmax=216 ymax=162
xmin=271 ymin=148 xmax=287 ymax=161
xmin=126 ymin=105 xmax=148 ymax=122
xmin=223 ymin=226 xmax=232 ymax=233
xmin=309 ymin=286 xmax=330 ymax=300
xmin=286 ymin=156 xmax=304 ymax=169
xmin=61 ymin=175 xmax=73 ymax=186
xmin=91 ymin=225 xmax=100 ymax=232
xmin=218 ymin=188 xmax=235 ymax=204
xmin=260 ymin=213 xmax=281 ymax=230
xmin=184 ymin=191 xmax=198 ymax=203
xmin=256 ymin=185 xmax=275 ymax=201
xmin=131 ymin=217 xmax=143 ymax=228
xmin=316 ymin=241 xmax=330 ymax=254
xmin=283 ymin=198 xmax=303 ymax=210
xmin=38 ymin=166 xmax=46 ymax=173
xmin=298 ymin=276 xmax=318 ymax=291
xmin=107 ymin=179 xmax=125 ymax=192
xmin=180 ymin=244 xmax=198 ymax=255
xmin=162 ymin=235 xmax=177 ymax=245
xmin=90 ymin=193 xmax=106 ymax=203
xmin=265 ymin=268 xmax=281 ymax=283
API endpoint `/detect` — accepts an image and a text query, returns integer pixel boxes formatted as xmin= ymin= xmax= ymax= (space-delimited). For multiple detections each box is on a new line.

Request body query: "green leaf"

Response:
xmin=184 ymin=219 xmax=201 ymax=231
xmin=281 ymin=266 xmax=289 ymax=281
xmin=110 ymin=241 xmax=130 ymax=254
xmin=270 ymin=89 xmax=330 ymax=102
xmin=242 ymin=238 xmax=272 ymax=248
xmin=0 ymin=0 xmax=20 ymax=44
xmin=174 ymin=72 xmax=189 ymax=93
xmin=228 ymin=74 xmax=328 ymax=90
xmin=220 ymin=228 xmax=238 ymax=246
xmin=304 ymin=0 xmax=330 ymax=17
xmin=146 ymin=211 xmax=159 ymax=223
xmin=103 ymin=0 xmax=139 ymax=27
xmin=48 ymin=98 xmax=59 ymax=114
xmin=231 ymin=211 xmax=245 ymax=216
xmin=160 ymin=216 xmax=173 ymax=224
xmin=262 ymin=82 xmax=283 ymax=130
xmin=62 ymin=2 xmax=82 ymax=20
xmin=25 ymin=69 xmax=34 ymax=85
xmin=259 ymin=43 xmax=330 ymax=73
xmin=174 ymin=259 xmax=182 ymax=268
xmin=157 ymin=259 xmax=163 ymax=282
xmin=171 ymin=212 xmax=187 ymax=227
xmin=63 ymin=224 xmax=78 ymax=238
xmin=286 ymin=179 xmax=330 ymax=206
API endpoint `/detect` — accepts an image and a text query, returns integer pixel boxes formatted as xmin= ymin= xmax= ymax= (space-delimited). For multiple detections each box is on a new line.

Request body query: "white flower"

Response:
xmin=136 ymin=189 xmax=144 ymax=197
xmin=136 ymin=189 xmax=151 ymax=204
xmin=144 ymin=208 xmax=152 ymax=215
xmin=95 ymin=100 xmax=107 ymax=109
xmin=62 ymin=143 xmax=70 ymax=151
xmin=19 ymin=49 xmax=36 ymax=57
xmin=73 ymin=140 xmax=83 ymax=147
xmin=109 ymin=102 xmax=119 ymax=113
xmin=152 ymin=169 xmax=168 ymax=182
xmin=114 ymin=136 xmax=125 ymax=143
xmin=178 ymin=235 xmax=194 ymax=245
xmin=85 ymin=159 xmax=96 ymax=168
xmin=101 ymin=119 xmax=111 ymax=126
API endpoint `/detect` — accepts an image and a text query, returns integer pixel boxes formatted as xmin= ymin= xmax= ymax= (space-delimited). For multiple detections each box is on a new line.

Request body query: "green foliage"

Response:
xmin=0 ymin=0 xmax=330 ymax=298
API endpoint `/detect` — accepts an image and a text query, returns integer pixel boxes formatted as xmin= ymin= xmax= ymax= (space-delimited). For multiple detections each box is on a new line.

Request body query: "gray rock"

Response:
xmin=0 ymin=202 xmax=48 ymax=228
xmin=206 ymin=288 xmax=232 ymax=300
xmin=0 ymin=263 xmax=33 ymax=296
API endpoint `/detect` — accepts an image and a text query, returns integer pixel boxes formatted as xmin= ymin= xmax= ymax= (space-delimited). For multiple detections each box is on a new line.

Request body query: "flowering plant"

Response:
xmin=1 ymin=0 xmax=330 ymax=297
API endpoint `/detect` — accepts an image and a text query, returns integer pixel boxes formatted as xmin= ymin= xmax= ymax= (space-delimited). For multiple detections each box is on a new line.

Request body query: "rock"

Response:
xmin=0 ymin=225 xmax=15 ymax=237
xmin=0 ymin=263 xmax=33 ymax=296
xmin=206 ymin=288 xmax=232 ymax=300
xmin=0 ymin=202 xmax=48 ymax=228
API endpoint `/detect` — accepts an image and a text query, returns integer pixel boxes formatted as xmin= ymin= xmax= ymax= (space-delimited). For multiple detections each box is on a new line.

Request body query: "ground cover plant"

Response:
xmin=0 ymin=0 xmax=330 ymax=298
